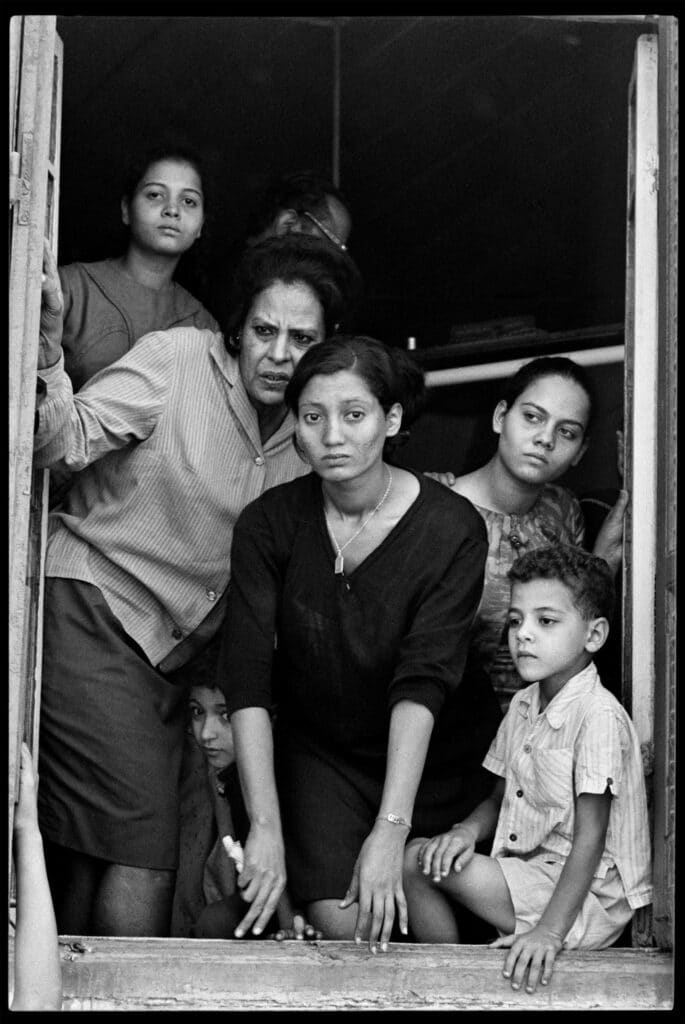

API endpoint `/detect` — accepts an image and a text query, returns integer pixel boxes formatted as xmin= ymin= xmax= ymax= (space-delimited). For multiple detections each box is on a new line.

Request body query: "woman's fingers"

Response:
xmin=356 ymin=888 xmax=407 ymax=952
xmin=41 ymin=238 xmax=63 ymax=312
xmin=395 ymin=888 xmax=408 ymax=938
xmin=234 ymin=867 xmax=285 ymax=937
xmin=339 ymin=864 xmax=360 ymax=909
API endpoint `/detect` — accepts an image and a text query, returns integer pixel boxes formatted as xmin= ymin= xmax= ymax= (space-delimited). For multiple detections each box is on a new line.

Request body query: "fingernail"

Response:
xmin=253 ymin=927 xmax=261 ymax=936
xmin=382 ymin=942 xmax=387 ymax=952
xmin=355 ymin=936 xmax=361 ymax=945
xmin=512 ymin=983 xmax=520 ymax=991
xmin=526 ymin=987 xmax=533 ymax=994
xmin=401 ymin=926 xmax=408 ymax=935
xmin=371 ymin=945 xmax=377 ymax=955
xmin=234 ymin=930 xmax=243 ymax=938
xmin=541 ymin=980 xmax=548 ymax=986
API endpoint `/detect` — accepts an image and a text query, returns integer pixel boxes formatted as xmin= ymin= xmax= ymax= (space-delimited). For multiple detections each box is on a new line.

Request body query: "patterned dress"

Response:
xmin=464 ymin=483 xmax=585 ymax=709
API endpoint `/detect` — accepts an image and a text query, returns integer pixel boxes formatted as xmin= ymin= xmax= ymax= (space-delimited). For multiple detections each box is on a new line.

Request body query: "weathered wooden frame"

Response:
xmin=7 ymin=12 xmax=675 ymax=1009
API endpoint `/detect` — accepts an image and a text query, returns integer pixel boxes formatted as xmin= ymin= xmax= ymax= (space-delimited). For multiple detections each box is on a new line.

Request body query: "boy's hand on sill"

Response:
xmin=490 ymin=924 xmax=563 ymax=994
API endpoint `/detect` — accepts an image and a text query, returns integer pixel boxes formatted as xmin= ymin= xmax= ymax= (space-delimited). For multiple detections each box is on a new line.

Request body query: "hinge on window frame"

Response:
xmin=9 ymin=133 xmax=33 ymax=221
xmin=9 ymin=150 xmax=21 ymax=207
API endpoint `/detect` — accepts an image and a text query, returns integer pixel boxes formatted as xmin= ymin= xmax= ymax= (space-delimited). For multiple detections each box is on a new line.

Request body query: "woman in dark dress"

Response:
xmin=220 ymin=336 xmax=502 ymax=951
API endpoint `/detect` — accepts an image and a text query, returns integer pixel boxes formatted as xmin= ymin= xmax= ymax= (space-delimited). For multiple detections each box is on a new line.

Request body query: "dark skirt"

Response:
xmin=275 ymin=723 xmax=496 ymax=906
xmin=37 ymin=577 xmax=189 ymax=870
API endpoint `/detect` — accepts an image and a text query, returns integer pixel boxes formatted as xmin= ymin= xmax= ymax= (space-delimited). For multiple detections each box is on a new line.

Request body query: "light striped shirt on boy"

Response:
xmin=483 ymin=661 xmax=653 ymax=910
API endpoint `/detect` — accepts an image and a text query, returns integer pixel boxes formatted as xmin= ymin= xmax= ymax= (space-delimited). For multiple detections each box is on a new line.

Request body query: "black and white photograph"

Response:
xmin=8 ymin=11 xmax=676 ymax=1011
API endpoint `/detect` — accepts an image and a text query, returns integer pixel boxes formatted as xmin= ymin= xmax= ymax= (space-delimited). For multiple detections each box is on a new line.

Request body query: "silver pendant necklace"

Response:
xmin=325 ymin=466 xmax=393 ymax=575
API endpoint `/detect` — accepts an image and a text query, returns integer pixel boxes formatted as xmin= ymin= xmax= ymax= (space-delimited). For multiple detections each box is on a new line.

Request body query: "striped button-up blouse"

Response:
xmin=483 ymin=662 xmax=653 ymax=910
xmin=34 ymin=328 xmax=309 ymax=667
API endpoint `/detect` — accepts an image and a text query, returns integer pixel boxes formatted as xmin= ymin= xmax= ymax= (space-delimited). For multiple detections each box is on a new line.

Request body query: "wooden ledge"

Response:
xmin=10 ymin=936 xmax=673 ymax=1011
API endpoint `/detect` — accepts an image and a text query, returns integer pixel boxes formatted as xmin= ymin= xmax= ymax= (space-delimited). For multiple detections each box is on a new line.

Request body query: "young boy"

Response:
xmin=403 ymin=544 xmax=652 ymax=995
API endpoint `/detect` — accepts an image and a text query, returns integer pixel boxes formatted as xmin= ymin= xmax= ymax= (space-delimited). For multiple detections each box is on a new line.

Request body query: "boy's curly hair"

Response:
xmin=508 ymin=544 xmax=615 ymax=622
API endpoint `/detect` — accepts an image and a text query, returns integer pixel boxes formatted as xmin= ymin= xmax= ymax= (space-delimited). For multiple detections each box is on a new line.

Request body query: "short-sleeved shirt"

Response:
xmin=483 ymin=662 xmax=653 ymax=910
xmin=463 ymin=483 xmax=585 ymax=705
xmin=60 ymin=259 xmax=220 ymax=389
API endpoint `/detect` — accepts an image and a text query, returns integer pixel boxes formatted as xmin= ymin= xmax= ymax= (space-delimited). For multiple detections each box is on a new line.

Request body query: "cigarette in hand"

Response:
xmin=222 ymin=835 xmax=244 ymax=873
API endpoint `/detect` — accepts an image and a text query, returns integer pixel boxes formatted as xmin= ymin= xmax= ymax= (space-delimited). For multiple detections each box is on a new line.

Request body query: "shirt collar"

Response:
xmin=209 ymin=335 xmax=297 ymax=451
xmin=516 ymin=662 xmax=600 ymax=729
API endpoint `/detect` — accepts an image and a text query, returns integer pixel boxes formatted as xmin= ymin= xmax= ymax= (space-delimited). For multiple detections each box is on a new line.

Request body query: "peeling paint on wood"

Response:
xmin=9 ymin=937 xmax=673 ymax=1011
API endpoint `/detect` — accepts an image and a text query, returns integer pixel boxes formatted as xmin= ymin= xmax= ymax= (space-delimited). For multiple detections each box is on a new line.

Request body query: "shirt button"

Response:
xmin=607 ymin=777 xmax=614 ymax=785
xmin=516 ymin=789 xmax=523 ymax=798
xmin=206 ymin=589 xmax=216 ymax=601
xmin=171 ymin=628 xmax=183 ymax=640
xmin=254 ymin=456 xmax=264 ymax=466
xmin=509 ymin=833 xmax=518 ymax=843
xmin=523 ymin=744 xmax=532 ymax=754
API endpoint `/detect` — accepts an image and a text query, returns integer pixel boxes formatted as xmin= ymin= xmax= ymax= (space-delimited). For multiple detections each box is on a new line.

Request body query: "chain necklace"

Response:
xmin=325 ymin=466 xmax=393 ymax=575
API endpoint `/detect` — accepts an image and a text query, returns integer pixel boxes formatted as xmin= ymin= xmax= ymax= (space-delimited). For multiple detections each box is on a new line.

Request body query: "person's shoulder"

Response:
xmin=236 ymin=475 xmax=315 ymax=534
xmin=540 ymin=481 xmax=580 ymax=513
xmin=58 ymin=260 xmax=96 ymax=292
xmin=579 ymin=672 xmax=638 ymax=737
xmin=160 ymin=324 xmax=222 ymax=359
xmin=260 ymin=473 xmax=315 ymax=509
xmin=419 ymin=473 xmax=488 ymax=540
xmin=173 ymin=283 xmax=221 ymax=331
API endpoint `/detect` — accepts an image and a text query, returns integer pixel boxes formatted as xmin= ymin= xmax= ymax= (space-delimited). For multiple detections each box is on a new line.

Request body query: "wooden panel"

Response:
xmin=622 ymin=34 xmax=658 ymax=743
xmin=652 ymin=14 xmax=678 ymax=952
xmin=8 ymin=14 xmax=58 ymax=862
xmin=13 ymin=939 xmax=672 ymax=1011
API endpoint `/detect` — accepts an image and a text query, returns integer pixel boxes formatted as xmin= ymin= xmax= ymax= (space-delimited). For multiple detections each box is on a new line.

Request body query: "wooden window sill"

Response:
xmin=11 ymin=936 xmax=673 ymax=1011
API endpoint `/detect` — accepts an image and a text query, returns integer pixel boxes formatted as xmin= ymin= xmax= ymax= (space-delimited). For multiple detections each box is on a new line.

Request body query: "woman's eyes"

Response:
xmin=290 ymin=332 xmax=317 ymax=347
xmin=189 ymin=705 xmax=203 ymax=719
xmin=539 ymin=617 xmax=558 ymax=626
xmin=301 ymin=410 xmax=364 ymax=425
xmin=507 ymin=618 xmax=520 ymax=630
xmin=523 ymin=411 xmax=580 ymax=440
xmin=142 ymin=191 xmax=200 ymax=207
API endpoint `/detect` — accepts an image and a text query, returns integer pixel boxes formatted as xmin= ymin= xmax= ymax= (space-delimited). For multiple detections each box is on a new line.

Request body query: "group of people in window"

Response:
xmin=30 ymin=142 xmax=651 ymax=997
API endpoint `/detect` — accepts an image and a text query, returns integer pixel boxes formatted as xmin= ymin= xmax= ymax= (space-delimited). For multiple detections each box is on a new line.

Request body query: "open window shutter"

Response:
xmin=8 ymin=15 xmax=62 ymax=856
xmin=623 ymin=33 xmax=659 ymax=948
xmin=652 ymin=16 xmax=677 ymax=954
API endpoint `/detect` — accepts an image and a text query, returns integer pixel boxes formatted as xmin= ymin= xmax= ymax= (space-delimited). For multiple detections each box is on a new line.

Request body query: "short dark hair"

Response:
xmin=245 ymin=170 xmax=350 ymax=240
xmin=223 ymin=236 xmax=362 ymax=349
xmin=508 ymin=544 xmax=615 ymax=622
xmin=501 ymin=356 xmax=595 ymax=435
xmin=121 ymin=141 xmax=208 ymax=207
xmin=285 ymin=334 xmax=426 ymax=456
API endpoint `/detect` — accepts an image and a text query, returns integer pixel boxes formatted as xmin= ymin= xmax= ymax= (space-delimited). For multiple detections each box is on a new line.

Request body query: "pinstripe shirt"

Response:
xmin=34 ymin=328 xmax=309 ymax=667
xmin=483 ymin=662 xmax=653 ymax=910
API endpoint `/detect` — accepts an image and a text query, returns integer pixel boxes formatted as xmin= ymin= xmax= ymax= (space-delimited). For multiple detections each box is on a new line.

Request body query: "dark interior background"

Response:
xmin=55 ymin=14 xmax=643 ymax=493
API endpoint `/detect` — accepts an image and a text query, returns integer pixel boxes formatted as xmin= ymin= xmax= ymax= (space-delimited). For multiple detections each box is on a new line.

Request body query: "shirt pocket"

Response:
xmin=529 ymin=747 xmax=574 ymax=809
